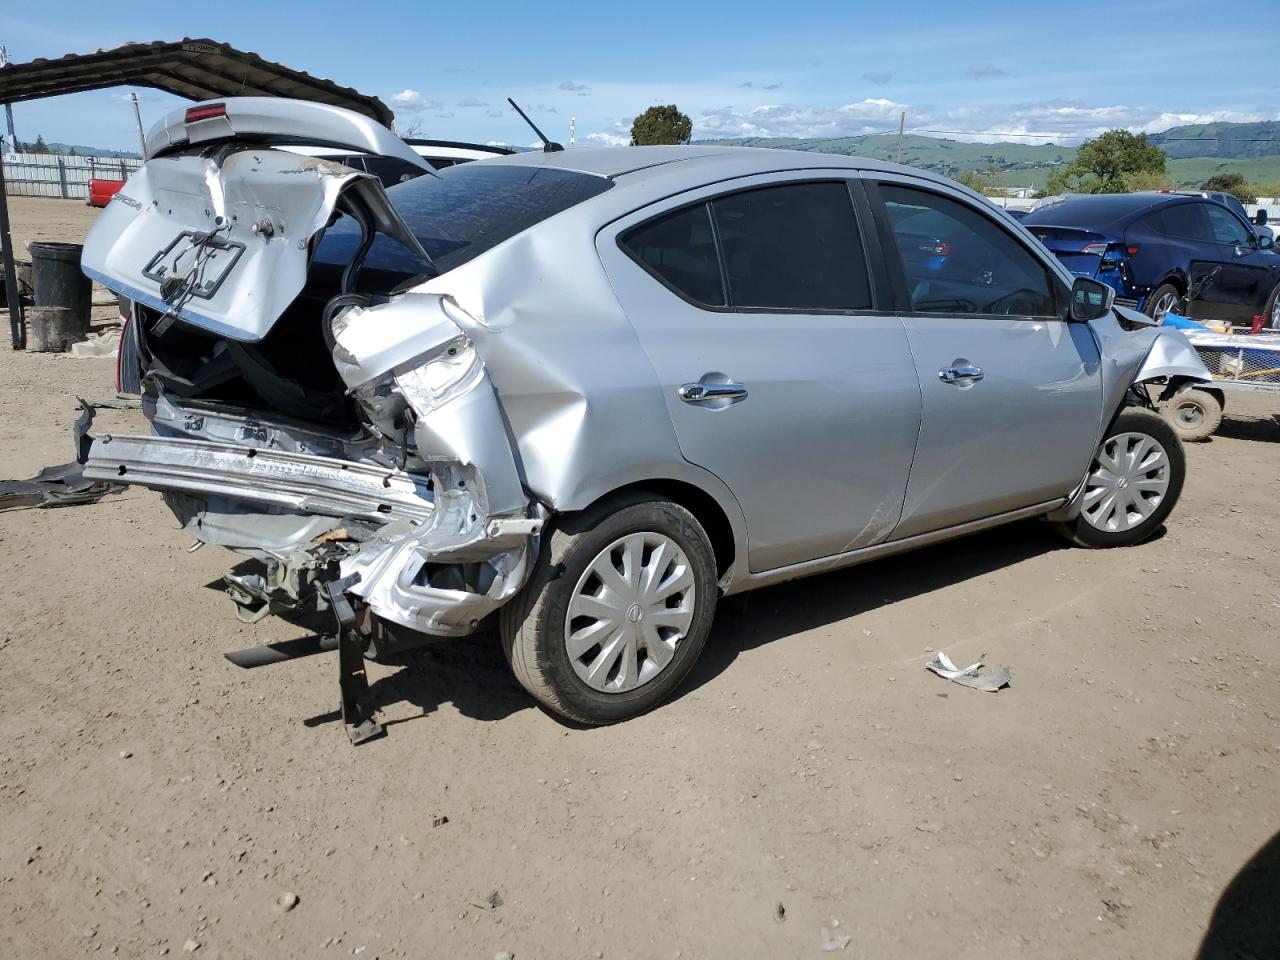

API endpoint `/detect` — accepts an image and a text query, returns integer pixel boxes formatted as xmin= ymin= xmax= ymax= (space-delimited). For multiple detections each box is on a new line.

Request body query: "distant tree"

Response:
xmin=32 ymin=134 xmax=50 ymax=154
xmin=630 ymin=105 xmax=692 ymax=146
xmin=67 ymin=146 xmax=78 ymax=157
xmin=1046 ymin=129 xmax=1165 ymax=194
xmin=956 ymin=169 xmax=991 ymax=193
xmin=1124 ymin=170 xmax=1172 ymax=192
xmin=1200 ymin=171 xmax=1257 ymax=203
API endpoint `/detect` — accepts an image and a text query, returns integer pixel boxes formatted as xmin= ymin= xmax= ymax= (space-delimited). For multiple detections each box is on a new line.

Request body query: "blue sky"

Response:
xmin=3 ymin=0 xmax=1279 ymax=152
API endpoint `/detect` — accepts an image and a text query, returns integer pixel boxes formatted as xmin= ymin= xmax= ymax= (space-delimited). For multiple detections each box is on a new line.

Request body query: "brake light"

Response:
xmin=185 ymin=103 xmax=227 ymax=124
xmin=918 ymin=241 xmax=952 ymax=255
xmin=1082 ymin=242 xmax=1108 ymax=255
xmin=1126 ymin=245 xmax=1140 ymax=256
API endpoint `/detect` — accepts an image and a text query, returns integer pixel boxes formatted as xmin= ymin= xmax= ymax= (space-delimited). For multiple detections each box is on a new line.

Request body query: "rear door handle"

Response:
xmin=678 ymin=382 xmax=748 ymax=403
xmin=938 ymin=365 xmax=984 ymax=384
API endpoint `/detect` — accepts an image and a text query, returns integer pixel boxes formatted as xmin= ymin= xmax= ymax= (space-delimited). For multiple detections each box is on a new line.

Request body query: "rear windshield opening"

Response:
xmin=310 ymin=162 xmax=614 ymax=294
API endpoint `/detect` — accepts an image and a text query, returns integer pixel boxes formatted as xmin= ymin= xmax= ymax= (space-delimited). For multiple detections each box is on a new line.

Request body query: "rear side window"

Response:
xmin=621 ymin=181 xmax=872 ymax=312
xmin=1145 ymin=202 xmax=1210 ymax=240
xmin=880 ymin=184 xmax=1057 ymax=317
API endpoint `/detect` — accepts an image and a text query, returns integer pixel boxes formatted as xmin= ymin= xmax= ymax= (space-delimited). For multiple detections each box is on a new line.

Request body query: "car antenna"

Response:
xmin=507 ymin=98 xmax=564 ymax=152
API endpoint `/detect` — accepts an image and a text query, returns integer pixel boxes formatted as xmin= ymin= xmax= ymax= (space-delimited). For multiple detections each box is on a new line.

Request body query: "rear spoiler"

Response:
xmin=145 ymin=97 xmax=435 ymax=175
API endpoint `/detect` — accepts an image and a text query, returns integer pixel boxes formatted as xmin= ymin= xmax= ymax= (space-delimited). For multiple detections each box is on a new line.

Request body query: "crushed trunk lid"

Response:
xmin=82 ymin=99 xmax=431 ymax=342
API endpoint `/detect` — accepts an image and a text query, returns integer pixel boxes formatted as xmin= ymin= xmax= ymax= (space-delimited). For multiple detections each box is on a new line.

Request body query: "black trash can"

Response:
xmin=29 ymin=242 xmax=91 ymax=350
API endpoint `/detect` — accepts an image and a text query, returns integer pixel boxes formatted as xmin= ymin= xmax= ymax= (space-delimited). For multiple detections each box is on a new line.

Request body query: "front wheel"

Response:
xmin=500 ymin=493 xmax=718 ymax=724
xmin=1052 ymin=408 xmax=1186 ymax=548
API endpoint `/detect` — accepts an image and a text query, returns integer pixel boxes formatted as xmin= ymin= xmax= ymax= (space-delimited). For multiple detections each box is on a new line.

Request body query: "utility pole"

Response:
xmin=129 ymin=92 xmax=146 ymax=157
xmin=0 ymin=42 xmax=23 ymax=346
xmin=0 ymin=45 xmax=17 ymax=152
xmin=896 ymin=111 xmax=905 ymax=165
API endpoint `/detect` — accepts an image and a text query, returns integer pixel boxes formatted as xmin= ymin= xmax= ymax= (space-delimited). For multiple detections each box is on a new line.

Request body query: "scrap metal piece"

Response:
xmin=0 ymin=461 xmax=124 ymax=510
xmin=82 ymin=434 xmax=435 ymax=524
xmin=925 ymin=651 xmax=1011 ymax=692
xmin=323 ymin=573 xmax=385 ymax=746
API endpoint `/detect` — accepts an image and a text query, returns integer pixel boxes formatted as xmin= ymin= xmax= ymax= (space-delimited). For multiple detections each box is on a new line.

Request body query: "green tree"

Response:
xmin=955 ymin=169 xmax=990 ymax=193
xmin=630 ymin=105 xmax=692 ymax=146
xmin=1200 ymin=171 xmax=1257 ymax=203
xmin=32 ymin=134 xmax=50 ymax=154
xmin=1124 ymin=170 xmax=1172 ymax=192
xmin=1046 ymin=129 xmax=1165 ymax=194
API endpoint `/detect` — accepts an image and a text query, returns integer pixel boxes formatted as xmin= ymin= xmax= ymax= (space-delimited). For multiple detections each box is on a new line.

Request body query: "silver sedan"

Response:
xmin=82 ymin=98 xmax=1211 ymax=729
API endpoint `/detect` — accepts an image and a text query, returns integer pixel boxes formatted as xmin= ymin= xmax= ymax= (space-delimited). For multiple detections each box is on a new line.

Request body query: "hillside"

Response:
xmin=698 ymin=119 xmax=1280 ymax=191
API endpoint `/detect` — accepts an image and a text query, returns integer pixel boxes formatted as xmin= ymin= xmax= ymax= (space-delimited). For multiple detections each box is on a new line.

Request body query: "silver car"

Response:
xmin=81 ymin=98 xmax=1210 ymax=733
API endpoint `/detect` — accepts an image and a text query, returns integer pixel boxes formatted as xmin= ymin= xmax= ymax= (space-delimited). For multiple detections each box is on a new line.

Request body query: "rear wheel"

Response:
xmin=500 ymin=493 xmax=718 ymax=724
xmin=1159 ymin=387 xmax=1223 ymax=442
xmin=1144 ymin=283 xmax=1182 ymax=321
xmin=1052 ymin=408 xmax=1185 ymax=548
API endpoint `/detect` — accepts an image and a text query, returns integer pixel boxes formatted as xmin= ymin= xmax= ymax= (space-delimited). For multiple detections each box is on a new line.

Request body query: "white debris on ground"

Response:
xmin=925 ymin=651 xmax=1011 ymax=692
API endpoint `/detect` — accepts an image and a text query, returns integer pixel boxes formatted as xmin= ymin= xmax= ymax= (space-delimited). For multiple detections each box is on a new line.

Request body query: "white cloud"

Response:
xmin=457 ymin=98 xmax=489 ymax=108
xmin=586 ymin=131 xmax=629 ymax=147
xmin=690 ymin=97 xmax=1280 ymax=144
xmin=558 ymin=81 xmax=591 ymax=95
xmin=390 ymin=89 xmax=437 ymax=113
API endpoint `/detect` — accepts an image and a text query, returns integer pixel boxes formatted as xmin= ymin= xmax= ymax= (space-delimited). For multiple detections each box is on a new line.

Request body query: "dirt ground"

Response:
xmin=1 ymin=197 xmax=1278 ymax=960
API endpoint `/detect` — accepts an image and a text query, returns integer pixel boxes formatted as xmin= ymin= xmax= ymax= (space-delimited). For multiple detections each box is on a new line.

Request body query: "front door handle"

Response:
xmin=938 ymin=364 xmax=984 ymax=385
xmin=678 ymin=382 xmax=748 ymax=403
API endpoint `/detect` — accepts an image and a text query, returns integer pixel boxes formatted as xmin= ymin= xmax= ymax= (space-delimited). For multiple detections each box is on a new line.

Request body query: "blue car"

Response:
xmin=1022 ymin=193 xmax=1280 ymax=328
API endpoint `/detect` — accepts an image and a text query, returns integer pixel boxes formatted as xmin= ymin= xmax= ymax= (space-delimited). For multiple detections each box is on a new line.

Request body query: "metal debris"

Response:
xmin=0 ymin=461 xmax=124 ymax=510
xmin=820 ymin=927 xmax=851 ymax=951
xmin=925 ymin=651 xmax=1011 ymax=692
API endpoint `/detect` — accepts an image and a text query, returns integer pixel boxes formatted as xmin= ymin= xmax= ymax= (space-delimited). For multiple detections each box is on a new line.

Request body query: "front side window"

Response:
xmin=620 ymin=181 xmax=872 ymax=312
xmin=1204 ymin=204 xmax=1252 ymax=245
xmin=880 ymin=184 xmax=1058 ymax=316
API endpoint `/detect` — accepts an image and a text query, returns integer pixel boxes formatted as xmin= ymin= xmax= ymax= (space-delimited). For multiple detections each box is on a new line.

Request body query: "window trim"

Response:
xmin=865 ymin=176 xmax=1070 ymax=321
xmin=617 ymin=178 xmax=885 ymax=316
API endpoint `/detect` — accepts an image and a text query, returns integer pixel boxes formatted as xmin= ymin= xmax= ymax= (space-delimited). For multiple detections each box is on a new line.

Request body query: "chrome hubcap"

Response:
xmin=1081 ymin=431 xmax=1170 ymax=533
xmin=565 ymin=532 xmax=696 ymax=693
xmin=1151 ymin=291 xmax=1178 ymax=321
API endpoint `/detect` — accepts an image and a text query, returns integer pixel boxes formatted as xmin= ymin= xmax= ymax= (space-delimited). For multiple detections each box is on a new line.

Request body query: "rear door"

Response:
xmin=598 ymin=175 xmax=922 ymax=573
xmin=866 ymin=177 xmax=1104 ymax=538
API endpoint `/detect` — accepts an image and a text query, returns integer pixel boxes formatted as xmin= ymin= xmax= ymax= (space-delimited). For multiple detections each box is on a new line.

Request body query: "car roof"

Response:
xmin=1023 ymin=192 xmax=1194 ymax=228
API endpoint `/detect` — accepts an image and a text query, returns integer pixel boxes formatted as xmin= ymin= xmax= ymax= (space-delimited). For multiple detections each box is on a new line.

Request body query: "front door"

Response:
xmin=869 ymin=179 xmax=1104 ymax=538
xmin=598 ymin=176 xmax=922 ymax=572
xmin=1190 ymin=203 xmax=1276 ymax=323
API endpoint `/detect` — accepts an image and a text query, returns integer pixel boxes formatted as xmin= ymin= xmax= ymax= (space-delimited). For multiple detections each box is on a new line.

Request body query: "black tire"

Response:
xmin=1052 ymin=407 xmax=1186 ymax=548
xmin=1144 ymin=282 xmax=1183 ymax=321
xmin=500 ymin=492 xmax=718 ymax=725
xmin=1159 ymin=387 xmax=1223 ymax=442
xmin=1264 ymin=281 xmax=1280 ymax=330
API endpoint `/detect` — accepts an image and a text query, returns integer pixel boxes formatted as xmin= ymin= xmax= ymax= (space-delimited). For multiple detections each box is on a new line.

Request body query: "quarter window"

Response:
xmin=621 ymin=203 xmax=725 ymax=306
xmin=880 ymin=184 xmax=1058 ymax=316
xmin=620 ymin=181 xmax=872 ymax=312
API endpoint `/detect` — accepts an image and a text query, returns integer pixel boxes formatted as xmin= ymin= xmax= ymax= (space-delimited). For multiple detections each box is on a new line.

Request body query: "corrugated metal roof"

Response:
xmin=0 ymin=38 xmax=393 ymax=125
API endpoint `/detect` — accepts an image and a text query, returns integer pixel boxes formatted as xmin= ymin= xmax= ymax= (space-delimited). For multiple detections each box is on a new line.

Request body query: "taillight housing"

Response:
xmin=185 ymin=103 xmax=227 ymax=124
xmin=1082 ymin=242 xmax=1109 ymax=256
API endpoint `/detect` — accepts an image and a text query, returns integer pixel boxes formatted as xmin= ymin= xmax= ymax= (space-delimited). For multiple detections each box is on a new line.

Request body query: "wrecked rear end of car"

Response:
xmin=80 ymin=100 xmax=543 ymax=664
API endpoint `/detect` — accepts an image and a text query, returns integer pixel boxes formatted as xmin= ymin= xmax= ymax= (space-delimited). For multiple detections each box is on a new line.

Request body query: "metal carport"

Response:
xmin=0 ymin=38 xmax=396 ymax=348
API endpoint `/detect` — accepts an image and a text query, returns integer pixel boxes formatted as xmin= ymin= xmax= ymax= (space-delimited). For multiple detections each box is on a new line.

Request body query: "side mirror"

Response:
xmin=1255 ymin=209 xmax=1269 ymax=226
xmin=1069 ymin=276 xmax=1115 ymax=322
xmin=1259 ymin=234 xmax=1275 ymax=251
